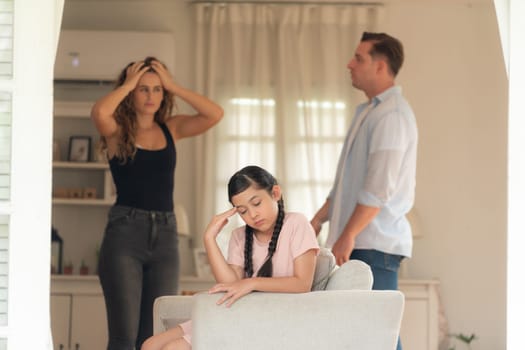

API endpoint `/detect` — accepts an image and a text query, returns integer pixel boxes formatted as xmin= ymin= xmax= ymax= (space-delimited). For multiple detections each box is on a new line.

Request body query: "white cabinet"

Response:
xmin=51 ymin=277 xmax=108 ymax=350
xmin=71 ymin=295 xmax=108 ymax=349
xmin=51 ymin=294 xmax=108 ymax=350
xmin=50 ymin=295 xmax=70 ymax=350
xmin=399 ymin=279 xmax=440 ymax=350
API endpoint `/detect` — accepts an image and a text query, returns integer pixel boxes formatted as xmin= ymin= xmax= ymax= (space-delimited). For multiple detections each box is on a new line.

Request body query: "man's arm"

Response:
xmin=331 ymin=204 xmax=380 ymax=266
xmin=310 ymin=199 xmax=330 ymax=236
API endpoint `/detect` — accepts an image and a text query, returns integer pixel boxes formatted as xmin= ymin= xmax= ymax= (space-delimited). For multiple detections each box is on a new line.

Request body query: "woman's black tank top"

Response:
xmin=109 ymin=123 xmax=176 ymax=212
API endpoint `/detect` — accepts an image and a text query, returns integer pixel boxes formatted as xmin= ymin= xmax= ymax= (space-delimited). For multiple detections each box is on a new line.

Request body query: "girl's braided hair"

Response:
xmin=228 ymin=166 xmax=285 ymax=278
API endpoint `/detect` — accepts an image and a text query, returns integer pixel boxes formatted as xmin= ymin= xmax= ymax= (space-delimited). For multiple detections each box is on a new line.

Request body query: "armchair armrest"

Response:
xmin=153 ymin=295 xmax=193 ymax=334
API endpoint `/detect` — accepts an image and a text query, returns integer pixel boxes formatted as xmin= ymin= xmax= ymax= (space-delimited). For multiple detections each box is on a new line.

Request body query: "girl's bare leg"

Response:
xmin=141 ymin=325 xmax=189 ymax=350
xmin=160 ymin=337 xmax=191 ymax=350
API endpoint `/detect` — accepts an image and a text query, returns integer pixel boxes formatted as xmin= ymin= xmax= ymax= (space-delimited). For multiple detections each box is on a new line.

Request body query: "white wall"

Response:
xmin=382 ymin=2 xmax=507 ymax=349
xmin=60 ymin=0 xmax=508 ymax=348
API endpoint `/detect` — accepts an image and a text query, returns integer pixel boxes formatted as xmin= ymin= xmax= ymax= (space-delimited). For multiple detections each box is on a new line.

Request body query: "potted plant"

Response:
xmin=79 ymin=259 xmax=89 ymax=275
xmin=448 ymin=333 xmax=477 ymax=350
xmin=63 ymin=260 xmax=74 ymax=275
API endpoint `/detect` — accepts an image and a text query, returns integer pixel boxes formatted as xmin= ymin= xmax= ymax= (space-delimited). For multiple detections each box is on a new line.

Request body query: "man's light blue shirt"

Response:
xmin=326 ymin=86 xmax=418 ymax=257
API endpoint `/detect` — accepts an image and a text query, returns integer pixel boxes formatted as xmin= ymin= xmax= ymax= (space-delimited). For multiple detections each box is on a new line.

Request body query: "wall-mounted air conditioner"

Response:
xmin=54 ymin=30 xmax=175 ymax=82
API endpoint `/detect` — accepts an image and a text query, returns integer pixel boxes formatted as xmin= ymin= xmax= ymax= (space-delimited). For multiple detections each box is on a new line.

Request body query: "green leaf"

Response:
xmin=450 ymin=333 xmax=477 ymax=344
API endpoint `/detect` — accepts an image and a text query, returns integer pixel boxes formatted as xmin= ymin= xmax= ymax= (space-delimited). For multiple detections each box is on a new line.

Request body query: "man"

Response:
xmin=311 ymin=32 xmax=417 ymax=349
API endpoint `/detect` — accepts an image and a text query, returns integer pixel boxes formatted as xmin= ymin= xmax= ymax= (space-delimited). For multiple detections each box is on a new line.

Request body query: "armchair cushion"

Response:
xmin=325 ymin=259 xmax=373 ymax=291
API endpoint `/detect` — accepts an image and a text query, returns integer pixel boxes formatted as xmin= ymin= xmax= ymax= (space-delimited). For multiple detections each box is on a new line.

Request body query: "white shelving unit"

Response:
xmin=52 ymin=160 xmax=114 ymax=206
xmin=53 ymin=161 xmax=108 ymax=169
xmin=52 ymin=197 xmax=113 ymax=206
xmin=52 ymin=99 xmax=113 ymax=274
xmin=52 ymin=100 xmax=115 ymax=205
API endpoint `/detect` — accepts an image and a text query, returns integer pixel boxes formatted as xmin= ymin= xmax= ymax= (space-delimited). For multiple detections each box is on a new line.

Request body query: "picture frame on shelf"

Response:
xmin=68 ymin=135 xmax=91 ymax=162
xmin=193 ymin=248 xmax=213 ymax=278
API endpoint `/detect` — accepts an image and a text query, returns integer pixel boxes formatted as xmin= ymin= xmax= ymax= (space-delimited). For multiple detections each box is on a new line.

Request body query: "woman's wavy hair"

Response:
xmin=227 ymin=165 xmax=285 ymax=278
xmin=100 ymin=56 xmax=175 ymax=162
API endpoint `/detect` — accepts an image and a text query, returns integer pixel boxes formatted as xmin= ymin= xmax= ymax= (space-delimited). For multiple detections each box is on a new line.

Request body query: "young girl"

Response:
xmin=141 ymin=165 xmax=319 ymax=350
xmin=92 ymin=56 xmax=223 ymax=350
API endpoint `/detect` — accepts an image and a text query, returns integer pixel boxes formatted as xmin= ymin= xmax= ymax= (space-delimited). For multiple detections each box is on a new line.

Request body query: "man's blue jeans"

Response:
xmin=350 ymin=249 xmax=404 ymax=350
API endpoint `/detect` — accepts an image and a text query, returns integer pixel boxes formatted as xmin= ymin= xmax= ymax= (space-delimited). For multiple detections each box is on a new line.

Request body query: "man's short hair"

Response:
xmin=361 ymin=32 xmax=404 ymax=77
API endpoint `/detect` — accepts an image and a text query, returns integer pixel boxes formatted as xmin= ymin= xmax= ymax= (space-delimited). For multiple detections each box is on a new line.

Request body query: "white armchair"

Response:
xmin=153 ymin=249 xmax=404 ymax=350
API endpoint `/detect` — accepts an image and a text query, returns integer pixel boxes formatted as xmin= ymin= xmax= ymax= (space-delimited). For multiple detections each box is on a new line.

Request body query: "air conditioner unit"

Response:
xmin=54 ymin=30 xmax=175 ymax=82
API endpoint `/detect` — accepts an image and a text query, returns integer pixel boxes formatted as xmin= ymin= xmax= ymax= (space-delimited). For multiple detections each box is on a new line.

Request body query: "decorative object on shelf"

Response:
xmin=51 ymin=226 xmax=63 ymax=274
xmin=68 ymin=187 xmax=83 ymax=199
xmin=53 ymin=139 xmax=61 ymax=161
xmin=53 ymin=187 xmax=69 ymax=198
xmin=68 ymin=135 xmax=91 ymax=162
xmin=63 ymin=260 xmax=73 ymax=275
xmin=174 ymin=204 xmax=190 ymax=236
xmin=79 ymin=260 xmax=89 ymax=275
xmin=83 ymin=187 xmax=97 ymax=199
xmin=193 ymin=248 xmax=212 ymax=278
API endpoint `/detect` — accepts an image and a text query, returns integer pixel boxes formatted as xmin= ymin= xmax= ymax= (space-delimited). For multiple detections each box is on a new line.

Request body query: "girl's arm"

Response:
xmin=209 ymin=249 xmax=317 ymax=307
xmin=91 ymin=62 xmax=149 ymax=137
xmin=203 ymin=208 xmax=242 ymax=283
xmin=151 ymin=61 xmax=224 ymax=141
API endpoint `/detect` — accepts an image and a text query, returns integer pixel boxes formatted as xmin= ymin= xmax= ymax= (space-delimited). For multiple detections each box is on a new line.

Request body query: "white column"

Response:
xmin=507 ymin=0 xmax=525 ymax=349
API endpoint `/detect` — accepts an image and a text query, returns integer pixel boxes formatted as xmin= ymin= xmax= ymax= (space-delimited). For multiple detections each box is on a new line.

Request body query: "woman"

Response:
xmin=91 ymin=56 xmax=223 ymax=350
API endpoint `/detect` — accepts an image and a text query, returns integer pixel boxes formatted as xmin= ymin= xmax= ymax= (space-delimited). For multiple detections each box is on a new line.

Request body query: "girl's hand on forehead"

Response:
xmin=203 ymin=207 xmax=238 ymax=240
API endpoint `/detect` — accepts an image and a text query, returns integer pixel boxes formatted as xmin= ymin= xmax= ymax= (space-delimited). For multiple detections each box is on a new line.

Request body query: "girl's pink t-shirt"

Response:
xmin=227 ymin=212 xmax=320 ymax=276
xmin=180 ymin=212 xmax=319 ymax=344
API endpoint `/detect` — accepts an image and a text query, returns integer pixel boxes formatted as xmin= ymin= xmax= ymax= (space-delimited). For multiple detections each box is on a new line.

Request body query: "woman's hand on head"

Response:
xmin=122 ymin=61 xmax=149 ymax=91
xmin=208 ymin=279 xmax=255 ymax=307
xmin=203 ymin=207 xmax=238 ymax=241
xmin=150 ymin=60 xmax=176 ymax=92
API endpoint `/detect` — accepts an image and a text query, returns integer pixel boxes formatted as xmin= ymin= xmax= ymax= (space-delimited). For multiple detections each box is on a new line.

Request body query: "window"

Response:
xmin=213 ymin=96 xmax=348 ymax=251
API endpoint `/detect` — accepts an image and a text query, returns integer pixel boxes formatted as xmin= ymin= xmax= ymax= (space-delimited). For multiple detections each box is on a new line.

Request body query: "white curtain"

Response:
xmin=193 ymin=2 xmax=383 ymax=249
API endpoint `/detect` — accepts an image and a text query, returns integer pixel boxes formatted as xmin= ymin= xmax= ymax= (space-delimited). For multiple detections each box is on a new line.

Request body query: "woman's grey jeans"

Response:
xmin=98 ymin=205 xmax=180 ymax=350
